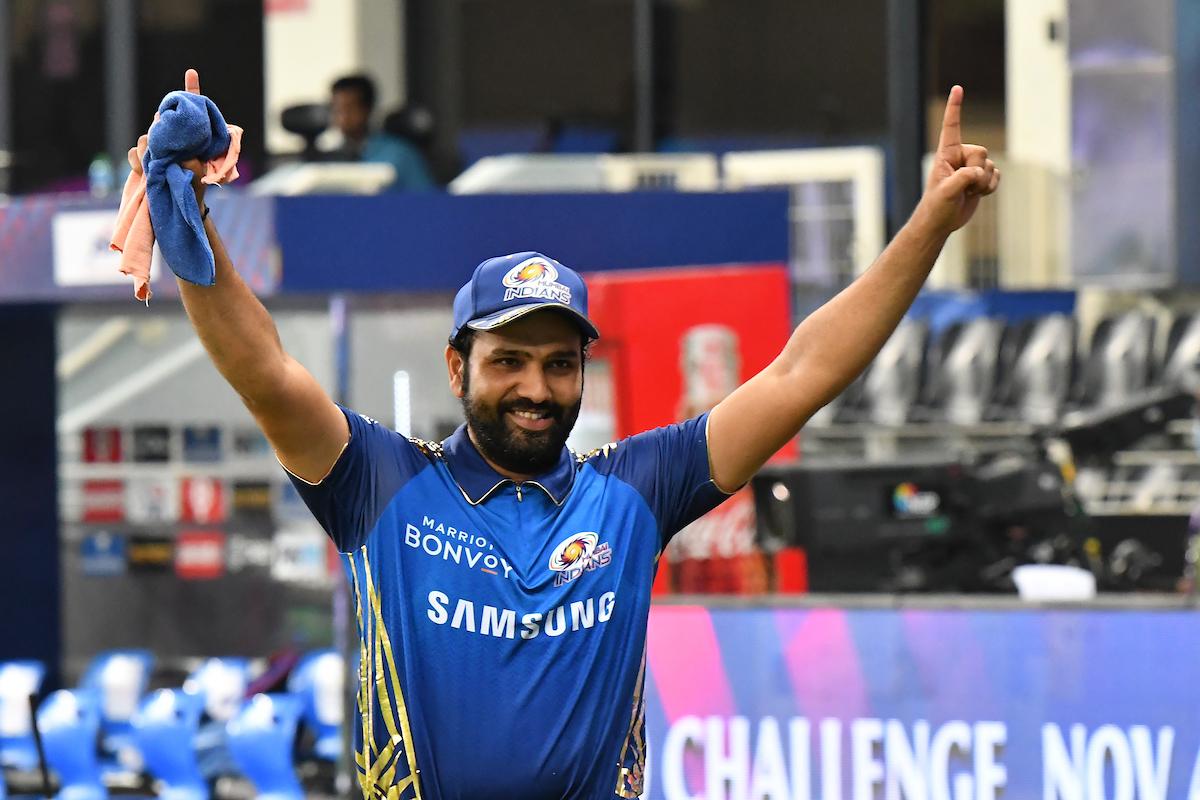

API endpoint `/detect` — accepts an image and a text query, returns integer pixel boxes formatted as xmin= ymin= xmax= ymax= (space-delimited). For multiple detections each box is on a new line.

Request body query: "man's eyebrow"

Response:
xmin=488 ymin=347 xmax=580 ymax=360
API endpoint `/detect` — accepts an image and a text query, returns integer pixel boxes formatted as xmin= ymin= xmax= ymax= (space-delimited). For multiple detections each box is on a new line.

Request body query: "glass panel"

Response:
xmin=56 ymin=303 xmax=335 ymax=676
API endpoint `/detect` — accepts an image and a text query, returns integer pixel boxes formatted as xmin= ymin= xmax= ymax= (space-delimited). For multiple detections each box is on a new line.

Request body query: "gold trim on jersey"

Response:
xmin=349 ymin=548 xmax=424 ymax=800
xmin=614 ymin=647 xmax=648 ymax=798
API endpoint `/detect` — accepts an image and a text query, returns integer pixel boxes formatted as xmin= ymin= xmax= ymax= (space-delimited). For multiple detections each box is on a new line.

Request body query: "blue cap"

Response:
xmin=450 ymin=252 xmax=600 ymax=342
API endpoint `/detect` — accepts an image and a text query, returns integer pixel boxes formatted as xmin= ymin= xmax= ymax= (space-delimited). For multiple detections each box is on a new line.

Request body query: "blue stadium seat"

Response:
xmin=37 ymin=689 xmax=106 ymax=800
xmin=0 ymin=660 xmax=46 ymax=770
xmin=995 ymin=313 xmax=1077 ymax=424
xmin=457 ymin=126 xmax=545 ymax=168
xmin=132 ymin=689 xmax=208 ymax=800
xmin=551 ymin=125 xmax=619 ymax=154
xmin=182 ymin=658 xmax=250 ymax=780
xmin=1160 ymin=311 xmax=1200 ymax=390
xmin=1073 ymin=311 xmax=1156 ymax=409
xmin=919 ymin=317 xmax=1006 ymax=424
xmin=78 ymin=650 xmax=154 ymax=770
xmin=862 ymin=320 xmax=929 ymax=424
xmin=225 ymin=694 xmax=303 ymax=800
xmin=287 ymin=650 xmax=343 ymax=761
xmin=183 ymin=658 xmax=249 ymax=724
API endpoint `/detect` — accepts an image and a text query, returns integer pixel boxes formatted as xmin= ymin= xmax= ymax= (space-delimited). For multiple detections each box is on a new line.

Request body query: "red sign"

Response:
xmin=82 ymin=480 xmax=125 ymax=522
xmin=180 ymin=477 xmax=226 ymax=523
xmin=82 ymin=427 xmax=122 ymax=463
xmin=175 ymin=530 xmax=226 ymax=580
xmin=586 ymin=263 xmax=794 ymax=454
xmin=585 ymin=264 xmax=796 ymax=597
xmin=264 ymin=0 xmax=308 ymax=12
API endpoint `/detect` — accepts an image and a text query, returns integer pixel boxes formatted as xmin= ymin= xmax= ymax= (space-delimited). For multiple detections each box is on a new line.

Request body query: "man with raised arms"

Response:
xmin=171 ymin=68 xmax=997 ymax=799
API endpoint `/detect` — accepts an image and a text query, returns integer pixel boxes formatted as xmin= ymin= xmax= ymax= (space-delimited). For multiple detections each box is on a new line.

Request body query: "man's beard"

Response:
xmin=461 ymin=386 xmax=581 ymax=477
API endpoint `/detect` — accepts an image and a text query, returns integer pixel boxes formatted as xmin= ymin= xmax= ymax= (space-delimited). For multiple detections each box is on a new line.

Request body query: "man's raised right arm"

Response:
xmin=170 ymin=67 xmax=346 ymax=484
xmin=179 ymin=207 xmax=349 ymax=484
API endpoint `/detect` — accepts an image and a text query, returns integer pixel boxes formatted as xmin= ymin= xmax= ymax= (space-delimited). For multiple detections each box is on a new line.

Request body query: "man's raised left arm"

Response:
xmin=706 ymin=85 xmax=1001 ymax=490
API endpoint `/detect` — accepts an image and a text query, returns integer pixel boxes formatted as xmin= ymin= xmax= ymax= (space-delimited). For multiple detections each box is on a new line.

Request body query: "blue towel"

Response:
xmin=143 ymin=91 xmax=233 ymax=287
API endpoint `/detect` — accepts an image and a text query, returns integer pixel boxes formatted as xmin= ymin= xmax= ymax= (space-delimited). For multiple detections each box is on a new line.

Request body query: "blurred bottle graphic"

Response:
xmin=678 ymin=324 xmax=740 ymax=419
xmin=88 ymin=153 xmax=115 ymax=198
xmin=670 ymin=323 xmax=770 ymax=595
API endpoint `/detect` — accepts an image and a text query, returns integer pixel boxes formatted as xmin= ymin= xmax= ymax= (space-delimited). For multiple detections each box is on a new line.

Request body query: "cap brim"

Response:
xmin=466 ymin=302 xmax=600 ymax=341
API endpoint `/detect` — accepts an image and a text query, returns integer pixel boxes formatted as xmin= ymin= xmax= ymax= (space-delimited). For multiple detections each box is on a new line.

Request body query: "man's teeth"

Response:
xmin=512 ymin=410 xmax=548 ymax=420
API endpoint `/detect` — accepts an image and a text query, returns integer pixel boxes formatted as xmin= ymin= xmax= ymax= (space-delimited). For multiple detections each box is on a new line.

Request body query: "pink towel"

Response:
xmin=109 ymin=118 xmax=243 ymax=302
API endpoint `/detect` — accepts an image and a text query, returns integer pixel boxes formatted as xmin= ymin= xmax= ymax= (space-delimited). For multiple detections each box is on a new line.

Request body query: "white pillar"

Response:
xmin=1002 ymin=0 xmax=1071 ymax=287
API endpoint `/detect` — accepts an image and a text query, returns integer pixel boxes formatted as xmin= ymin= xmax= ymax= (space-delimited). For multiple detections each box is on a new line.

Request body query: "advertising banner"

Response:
xmin=82 ymin=426 xmax=122 ymax=463
xmin=276 ymin=192 xmax=789 ymax=294
xmin=584 ymin=264 xmax=795 ymax=593
xmin=585 ymin=264 xmax=792 ymax=444
xmin=125 ymin=476 xmax=180 ymax=524
xmin=79 ymin=532 xmax=126 ymax=577
xmin=0 ymin=192 xmax=277 ymax=302
xmin=132 ymin=425 xmax=172 ymax=462
xmin=81 ymin=479 xmax=125 ymax=523
xmin=639 ymin=605 xmax=1200 ymax=800
xmin=52 ymin=209 xmax=164 ymax=290
xmin=175 ymin=530 xmax=226 ymax=580
xmin=180 ymin=477 xmax=226 ymax=524
xmin=182 ymin=425 xmax=223 ymax=463
xmin=126 ymin=536 xmax=174 ymax=572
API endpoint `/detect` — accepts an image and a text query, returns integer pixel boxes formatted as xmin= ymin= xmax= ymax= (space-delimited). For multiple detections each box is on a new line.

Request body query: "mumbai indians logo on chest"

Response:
xmin=502 ymin=257 xmax=572 ymax=304
xmin=548 ymin=531 xmax=612 ymax=587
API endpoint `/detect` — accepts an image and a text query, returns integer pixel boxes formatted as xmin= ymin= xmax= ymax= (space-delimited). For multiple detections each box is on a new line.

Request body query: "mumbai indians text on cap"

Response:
xmin=450 ymin=252 xmax=601 ymax=341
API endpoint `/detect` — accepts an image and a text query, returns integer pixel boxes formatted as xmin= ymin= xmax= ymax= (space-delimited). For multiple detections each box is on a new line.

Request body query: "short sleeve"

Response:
xmin=586 ymin=412 xmax=733 ymax=548
xmin=284 ymin=406 xmax=431 ymax=553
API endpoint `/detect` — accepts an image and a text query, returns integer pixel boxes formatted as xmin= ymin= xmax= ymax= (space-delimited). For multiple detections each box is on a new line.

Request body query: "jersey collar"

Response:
xmin=441 ymin=425 xmax=576 ymax=506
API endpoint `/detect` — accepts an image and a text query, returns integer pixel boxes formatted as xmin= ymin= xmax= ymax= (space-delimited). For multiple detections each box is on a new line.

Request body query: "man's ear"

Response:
xmin=446 ymin=345 xmax=466 ymax=398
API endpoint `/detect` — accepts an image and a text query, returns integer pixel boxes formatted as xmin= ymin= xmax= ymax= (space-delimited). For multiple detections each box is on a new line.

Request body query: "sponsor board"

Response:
xmin=82 ymin=427 xmax=122 ymax=463
xmin=52 ymin=208 xmax=162 ymax=288
xmin=131 ymin=425 xmax=171 ymax=463
xmin=182 ymin=425 xmax=223 ymax=463
xmin=175 ymin=530 xmax=226 ymax=580
xmin=271 ymin=524 xmax=332 ymax=586
xmin=79 ymin=532 xmax=126 ymax=577
xmin=125 ymin=476 xmax=180 ymax=524
xmin=126 ymin=536 xmax=174 ymax=571
xmin=634 ymin=606 xmax=1200 ymax=800
xmin=180 ymin=477 xmax=225 ymax=524
xmin=226 ymin=533 xmax=273 ymax=573
xmin=231 ymin=428 xmax=271 ymax=459
xmin=82 ymin=480 xmax=125 ymax=523
xmin=231 ymin=480 xmax=272 ymax=514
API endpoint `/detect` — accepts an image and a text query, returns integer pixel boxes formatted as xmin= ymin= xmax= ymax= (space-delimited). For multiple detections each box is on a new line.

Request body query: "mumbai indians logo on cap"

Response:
xmin=502 ymin=257 xmax=572 ymax=304
xmin=548 ymin=531 xmax=612 ymax=587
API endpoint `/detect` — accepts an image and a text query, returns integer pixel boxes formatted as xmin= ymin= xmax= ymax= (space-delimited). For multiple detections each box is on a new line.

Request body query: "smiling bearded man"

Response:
xmin=169 ymin=64 xmax=998 ymax=799
xmin=451 ymin=306 xmax=585 ymax=477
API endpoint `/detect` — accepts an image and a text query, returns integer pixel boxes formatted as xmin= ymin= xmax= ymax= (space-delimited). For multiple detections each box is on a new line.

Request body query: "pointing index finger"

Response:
xmin=184 ymin=68 xmax=201 ymax=95
xmin=937 ymin=84 xmax=964 ymax=154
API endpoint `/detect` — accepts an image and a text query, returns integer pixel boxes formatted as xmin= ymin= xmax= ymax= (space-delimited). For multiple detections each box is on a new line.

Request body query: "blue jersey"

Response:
xmin=290 ymin=407 xmax=730 ymax=800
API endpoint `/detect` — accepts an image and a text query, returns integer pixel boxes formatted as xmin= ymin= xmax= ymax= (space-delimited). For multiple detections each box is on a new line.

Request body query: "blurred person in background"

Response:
xmin=327 ymin=73 xmax=435 ymax=191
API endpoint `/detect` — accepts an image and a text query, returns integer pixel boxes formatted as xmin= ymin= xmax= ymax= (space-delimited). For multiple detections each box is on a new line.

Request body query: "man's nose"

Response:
xmin=516 ymin=366 xmax=551 ymax=404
